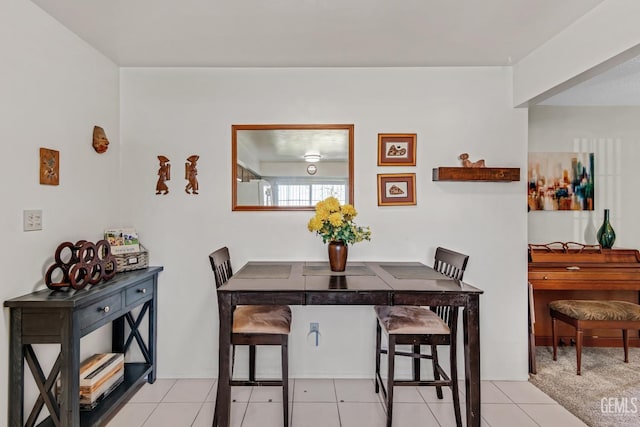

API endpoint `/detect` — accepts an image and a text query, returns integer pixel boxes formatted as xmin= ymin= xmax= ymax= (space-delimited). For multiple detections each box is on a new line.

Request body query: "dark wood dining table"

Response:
xmin=214 ymin=261 xmax=483 ymax=427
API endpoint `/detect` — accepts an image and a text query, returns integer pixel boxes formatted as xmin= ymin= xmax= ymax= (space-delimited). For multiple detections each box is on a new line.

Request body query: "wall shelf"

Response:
xmin=432 ymin=167 xmax=520 ymax=182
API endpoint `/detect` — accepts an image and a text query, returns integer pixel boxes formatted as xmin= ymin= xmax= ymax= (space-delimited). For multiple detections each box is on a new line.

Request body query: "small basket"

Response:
xmin=114 ymin=245 xmax=149 ymax=272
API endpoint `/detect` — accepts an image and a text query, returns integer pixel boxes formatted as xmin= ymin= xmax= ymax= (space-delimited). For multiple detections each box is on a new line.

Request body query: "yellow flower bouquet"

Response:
xmin=307 ymin=197 xmax=371 ymax=245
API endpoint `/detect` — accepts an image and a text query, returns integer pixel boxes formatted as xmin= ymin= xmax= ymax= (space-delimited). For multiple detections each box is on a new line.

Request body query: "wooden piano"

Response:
xmin=528 ymin=242 xmax=640 ymax=347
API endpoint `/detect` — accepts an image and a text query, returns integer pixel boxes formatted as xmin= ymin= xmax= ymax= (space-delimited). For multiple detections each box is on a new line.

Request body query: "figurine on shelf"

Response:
xmin=459 ymin=153 xmax=485 ymax=168
xmin=156 ymin=155 xmax=171 ymax=195
xmin=92 ymin=126 xmax=110 ymax=154
xmin=185 ymin=155 xmax=199 ymax=195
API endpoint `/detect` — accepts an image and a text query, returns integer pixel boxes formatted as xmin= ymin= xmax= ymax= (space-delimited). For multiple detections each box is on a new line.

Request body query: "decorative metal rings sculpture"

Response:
xmin=45 ymin=239 xmax=117 ymax=290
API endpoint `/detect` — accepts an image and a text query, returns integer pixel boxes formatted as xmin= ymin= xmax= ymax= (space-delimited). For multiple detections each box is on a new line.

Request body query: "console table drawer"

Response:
xmin=126 ymin=278 xmax=154 ymax=306
xmin=79 ymin=293 xmax=122 ymax=330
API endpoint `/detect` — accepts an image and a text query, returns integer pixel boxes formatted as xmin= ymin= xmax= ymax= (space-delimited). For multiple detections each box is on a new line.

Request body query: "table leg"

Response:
xmin=8 ymin=308 xmax=24 ymax=426
xmin=60 ymin=311 xmax=81 ymax=427
xmin=463 ymin=295 xmax=481 ymax=427
xmin=149 ymin=283 xmax=158 ymax=383
xmin=214 ymin=293 xmax=233 ymax=427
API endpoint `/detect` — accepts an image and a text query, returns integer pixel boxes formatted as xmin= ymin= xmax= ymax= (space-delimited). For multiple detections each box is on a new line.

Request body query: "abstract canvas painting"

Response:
xmin=528 ymin=152 xmax=594 ymax=211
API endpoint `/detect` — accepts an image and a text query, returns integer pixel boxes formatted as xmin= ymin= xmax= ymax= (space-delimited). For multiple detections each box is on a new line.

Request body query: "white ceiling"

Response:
xmin=30 ymin=0 xmax=640 ymax=105
xmin=32 ymin=0 xmax=603 ymax=67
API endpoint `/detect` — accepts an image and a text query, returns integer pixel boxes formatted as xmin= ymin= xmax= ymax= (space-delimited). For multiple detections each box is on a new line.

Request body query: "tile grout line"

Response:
xmin=332 ymin=379 xmax=343 ymax=427
xmin=415 ymin=383 xmax=445 ymax=427
xmin=132 ymin=378 xmax=178 ymax=427
xmin=159 ymin=379 xmax=179 ymax=403
xmin=191 ymin=379 xmax=217 ymax=427
xmin=488 ymin=380 xmax=514 ymax=404
xmin=289 ymin=379 xmax=295 ymax=427
xmin=190 ymin=400 xmax=209 ymax=427
xmin=238 ymin=386 xmax=254 ymax=427
xmin=138 ymin=402 xmax=160 ymax=427
xmin=124 ymin=378 xmax=570 ymax=427
xmin=514 ymin=402 xmax=545 ymax=427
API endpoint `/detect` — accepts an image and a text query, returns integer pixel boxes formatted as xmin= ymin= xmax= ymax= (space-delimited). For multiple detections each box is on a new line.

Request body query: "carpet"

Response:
xmin=529 ymin=346 xmax=640 ymax=427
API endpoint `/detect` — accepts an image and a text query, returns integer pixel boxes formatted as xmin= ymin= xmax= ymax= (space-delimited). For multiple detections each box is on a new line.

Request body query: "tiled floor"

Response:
xmin=106 ymin=378 xmax=587 ymax=427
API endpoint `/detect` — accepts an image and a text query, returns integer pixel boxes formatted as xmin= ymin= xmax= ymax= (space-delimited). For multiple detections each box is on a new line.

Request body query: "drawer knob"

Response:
xmin=543 ymin=275 xmax=548 ymax=280
xmin=138 ymin=288 xmax=147 ymax=294
xmin=102 ymin=306 xmax=110 ymax=313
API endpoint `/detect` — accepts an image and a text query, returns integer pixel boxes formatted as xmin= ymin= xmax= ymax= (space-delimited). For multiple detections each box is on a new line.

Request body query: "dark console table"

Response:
xmin=4 ymin=266 xmax=163 ymax=427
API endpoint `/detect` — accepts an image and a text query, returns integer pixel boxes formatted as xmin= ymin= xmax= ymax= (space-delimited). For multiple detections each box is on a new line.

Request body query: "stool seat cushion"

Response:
xmin=375 ymin=305 xmax=450 ymax=335
xmin=233 ymin=305 xmax=292 ymax=334
xmin=549 ymin=300 xmax=640 ymax=321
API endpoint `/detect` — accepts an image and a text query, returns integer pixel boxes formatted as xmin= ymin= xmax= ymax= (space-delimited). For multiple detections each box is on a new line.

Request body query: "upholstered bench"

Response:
xmin=549 ymin=300 xmax=640 ymax=375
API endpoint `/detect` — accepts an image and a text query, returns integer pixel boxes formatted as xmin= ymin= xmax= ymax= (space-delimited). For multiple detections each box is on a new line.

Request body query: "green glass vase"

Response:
xmin=596 ymin=209 xmax=616 ymax=249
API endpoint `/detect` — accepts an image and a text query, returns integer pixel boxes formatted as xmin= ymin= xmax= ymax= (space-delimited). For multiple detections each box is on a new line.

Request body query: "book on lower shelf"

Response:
xmin=58 ymin=353 xmax=125 ymax=410
xmin=80 ymin=373 xmax=124 ymax=410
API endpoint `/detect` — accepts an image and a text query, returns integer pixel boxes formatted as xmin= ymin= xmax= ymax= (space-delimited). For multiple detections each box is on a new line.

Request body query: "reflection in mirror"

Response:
xmin=232 ymin=124 xmax=354 ymax=211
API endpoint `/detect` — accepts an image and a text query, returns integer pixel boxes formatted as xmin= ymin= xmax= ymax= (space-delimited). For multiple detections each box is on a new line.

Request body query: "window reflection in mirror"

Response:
xmin=232 ymin=124 xmax=354 ymax=211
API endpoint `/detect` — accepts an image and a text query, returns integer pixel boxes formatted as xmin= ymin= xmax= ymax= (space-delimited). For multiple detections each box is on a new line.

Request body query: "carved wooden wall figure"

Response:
xmin=185 ymin=154 xmax=199 ymax=195
xmin=39 ymin=147 xmax=59 ymax=185
xmin=156 ymin=155 xmax=171 ymax=195
xmin=458 ymin=153 xmax=486 ymax=168
xmin=92 ymin=126 xmax=110 ymax=153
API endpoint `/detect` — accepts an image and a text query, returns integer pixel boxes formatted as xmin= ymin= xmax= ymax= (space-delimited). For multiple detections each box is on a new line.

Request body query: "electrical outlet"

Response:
xmin=308 ymin=322 xmax=320 ymax=347
xmin=23 ymin=210 xmax=43 ymax=231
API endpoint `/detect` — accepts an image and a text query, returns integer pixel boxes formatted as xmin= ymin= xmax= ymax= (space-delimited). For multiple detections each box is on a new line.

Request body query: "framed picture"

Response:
xmin=528 ymin=152 xmax=594 ymax=211
xmin=39 ymin=147 xmax=59 ymax=185
xmin=378 ymin=133 xmax=416 ymax=166
xmin=377 ymin=173 xmax=416 ymax=206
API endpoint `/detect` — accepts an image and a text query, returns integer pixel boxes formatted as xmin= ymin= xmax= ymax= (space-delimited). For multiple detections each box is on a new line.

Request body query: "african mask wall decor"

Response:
xmin=92 ymin=126 xmax=110 ymax=153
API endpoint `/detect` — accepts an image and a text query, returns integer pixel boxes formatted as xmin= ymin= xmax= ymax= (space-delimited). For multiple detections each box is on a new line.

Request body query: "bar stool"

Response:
xmin=209 ymin=247 xmax=291 ymax=427
xmin=374 ymin=247 xmax=469 ymax=427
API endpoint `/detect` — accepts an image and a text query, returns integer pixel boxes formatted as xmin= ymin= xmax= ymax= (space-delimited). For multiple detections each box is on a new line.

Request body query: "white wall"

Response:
xmin=0 ymin=0 xmax=120 ymax=423
xmin=513 ymin=0 xmax=640 ymax=106
xmin=119 ymin=67 xmax=529 ymax=381
xmin=5 ymin=2 xmax=640 ymax=424
xmin=528 ymin=106 xmax=640 ymax=246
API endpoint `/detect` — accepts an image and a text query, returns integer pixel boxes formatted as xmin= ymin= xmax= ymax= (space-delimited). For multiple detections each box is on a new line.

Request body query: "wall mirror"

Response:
xmin=232 ymin=124 xmax=354 ymax=211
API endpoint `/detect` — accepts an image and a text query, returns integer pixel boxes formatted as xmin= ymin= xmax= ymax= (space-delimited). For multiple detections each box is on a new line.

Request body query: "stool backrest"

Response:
xmin=434 ymin=247 xmax=468 ymax=281
xmin=433 ymin=247 xmax=469 ymax=326
xmin=209 ymin=246 xmax=233 ymax=288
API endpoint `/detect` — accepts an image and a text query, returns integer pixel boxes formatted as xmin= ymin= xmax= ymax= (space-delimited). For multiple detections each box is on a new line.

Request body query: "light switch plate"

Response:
xmin=23 ymin=209 xmax=42 ymax=231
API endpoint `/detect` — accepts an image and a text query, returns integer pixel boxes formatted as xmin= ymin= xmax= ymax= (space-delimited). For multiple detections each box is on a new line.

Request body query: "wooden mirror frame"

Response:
xmin=232 ymin=124 xmax=354 ymax=211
